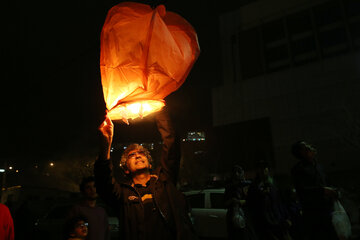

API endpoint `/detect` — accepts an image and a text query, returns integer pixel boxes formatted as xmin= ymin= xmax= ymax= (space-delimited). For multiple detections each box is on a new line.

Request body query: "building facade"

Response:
xmin=212 ymin=0 xmax=360 ymax=177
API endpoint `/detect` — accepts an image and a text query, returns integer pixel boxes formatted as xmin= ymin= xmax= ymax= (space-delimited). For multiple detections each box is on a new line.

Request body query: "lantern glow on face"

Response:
xmin=100 ymin=2 xmax=200 ymax=123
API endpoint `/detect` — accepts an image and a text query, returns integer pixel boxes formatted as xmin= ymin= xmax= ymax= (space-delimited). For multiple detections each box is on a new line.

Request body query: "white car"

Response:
xmin=183 ymin=188 xmax=228 ymax=239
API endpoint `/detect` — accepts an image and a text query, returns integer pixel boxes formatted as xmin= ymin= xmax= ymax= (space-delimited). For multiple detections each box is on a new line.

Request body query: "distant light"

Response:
xmin=186 ymin=131 xmax=205 ymax=141
xmin=0 ymin=169 xmax=5 ymax=173
xmin=50 ymin=162 xmax=54 ymax=167
xmin=9 ymin=166 xmax=13 ymax=170
xmin=34 ymin=165 xmax=38 ymax=169
xmin=16 ymin=170 xmax=19 ymax=173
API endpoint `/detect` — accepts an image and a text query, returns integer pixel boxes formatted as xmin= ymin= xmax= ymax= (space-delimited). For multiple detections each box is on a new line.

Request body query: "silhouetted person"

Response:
xmin=0 ymin=203 xmax=14 ymax=240
xmin=247 ymin=161 xmax=292 ymax=240
xmin=12 ymin=198 xmax=32 ymax=239
xmin=282 ymin=187 xmax=304 ymax=240
xmin=95 ymin=108 xmax=197 ymax=240
xmin=68 ymin=176 xmax=109 ymax=240
xmin=291 ymin=141 xmax=338 ymax=240
xmin=63 ymin=216 xmax=88 ymax=240
xmin=224 ymin=165 xmax=256 ymax=240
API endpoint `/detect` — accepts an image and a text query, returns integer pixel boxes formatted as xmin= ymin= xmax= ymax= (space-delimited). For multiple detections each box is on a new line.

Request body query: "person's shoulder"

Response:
xmin=68 ymin=202 xmax=84 ymax=213
xmin=94 ymin=205 xmax=108 ymax=213
xmin=0 ymin=203 xmax=11 ymax=215
xmin=156 ymin=166 xmax=170 ymax=182
xmin=0 ymin=203 xmax=8 ymax=209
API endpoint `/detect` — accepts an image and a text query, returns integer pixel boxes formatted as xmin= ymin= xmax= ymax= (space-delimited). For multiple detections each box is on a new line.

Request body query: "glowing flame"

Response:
xmin=108 ymin=100 xmax=165 ymax=123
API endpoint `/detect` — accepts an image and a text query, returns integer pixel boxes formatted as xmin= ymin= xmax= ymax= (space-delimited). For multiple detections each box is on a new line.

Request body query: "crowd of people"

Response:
xmin=0 ymin=107 xmax=352 ymax=240
xmin=224 ymin=141 xmax=350 ymax=240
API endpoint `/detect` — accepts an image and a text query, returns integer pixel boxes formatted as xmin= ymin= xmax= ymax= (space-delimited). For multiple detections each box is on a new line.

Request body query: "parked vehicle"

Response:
xmin=183 ymin=188 xmax=227 ymax=239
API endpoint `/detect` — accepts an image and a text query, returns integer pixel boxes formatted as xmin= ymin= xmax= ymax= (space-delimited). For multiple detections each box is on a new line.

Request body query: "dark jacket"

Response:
xmin=94 ymin=113 xmax=198 ymax=240
xmin=291 ymin=160 xmax=333 ymax=215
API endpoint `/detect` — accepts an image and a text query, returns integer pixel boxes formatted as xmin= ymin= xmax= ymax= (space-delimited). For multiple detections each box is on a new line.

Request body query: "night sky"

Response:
xmin=1 ymin=0 xmax=237 ymax=166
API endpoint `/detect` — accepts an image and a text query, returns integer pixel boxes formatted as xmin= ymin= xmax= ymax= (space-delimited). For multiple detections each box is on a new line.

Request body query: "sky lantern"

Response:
xmin=100 ymin=1 xmax=200 ymax=123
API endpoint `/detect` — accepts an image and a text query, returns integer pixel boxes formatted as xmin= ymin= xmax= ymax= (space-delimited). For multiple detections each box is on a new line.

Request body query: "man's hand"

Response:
xmin=99 ymin=115 xmax=114 ymax=160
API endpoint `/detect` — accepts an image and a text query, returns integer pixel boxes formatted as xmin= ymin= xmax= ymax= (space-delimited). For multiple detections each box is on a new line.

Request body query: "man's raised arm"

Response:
xmin=98 ymin=115 xmax=114 ymax=160
xmin=94 ymin=115 xmax=121 ymax=205
xmin=155 ymin=108 xmax=181 ymax=184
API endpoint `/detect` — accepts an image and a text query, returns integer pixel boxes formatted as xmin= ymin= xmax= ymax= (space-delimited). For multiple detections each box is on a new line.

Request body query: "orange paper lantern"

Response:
xmin=100 ymin=2 xmax=200 ymax=123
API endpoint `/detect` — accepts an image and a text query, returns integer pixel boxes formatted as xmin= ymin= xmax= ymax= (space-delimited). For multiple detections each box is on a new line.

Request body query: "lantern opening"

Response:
xmin=107 ymin=99 xmax=165 ymax=122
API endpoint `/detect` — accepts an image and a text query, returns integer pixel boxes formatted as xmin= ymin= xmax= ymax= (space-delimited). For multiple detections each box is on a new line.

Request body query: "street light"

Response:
xmin=50 ymin=162 xmax=54 ymax=167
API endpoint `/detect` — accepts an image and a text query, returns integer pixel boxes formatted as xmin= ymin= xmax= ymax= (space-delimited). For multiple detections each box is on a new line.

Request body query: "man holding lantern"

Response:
xmin=94 ymin=108 xmax=198 ymax=240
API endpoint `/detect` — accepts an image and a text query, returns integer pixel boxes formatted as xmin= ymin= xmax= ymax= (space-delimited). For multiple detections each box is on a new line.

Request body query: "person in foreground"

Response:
xmin=291 ymin=141 xmax=339 ymax=240
xmin=0 ymin=203 xmax=14 ymax=240
xmin=95 ymin=107 xmax=198 ymax=240
xmin=63 ymin=216 xmax=88 ymax=240
xmin=67 ymin=176 xmax=109 ymax=240
xmin=224 ymin=165 xmax=256 ymax=240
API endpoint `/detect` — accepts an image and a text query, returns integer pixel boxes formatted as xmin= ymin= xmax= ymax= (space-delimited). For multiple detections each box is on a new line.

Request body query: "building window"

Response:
xmin=287 ymin=10 xmax=318 ymax=65
xmin=314 ymin=0 xmax=343 ymax=27
xmin=239 ymin=27 xmax=264 ymax=79
xmin=263 ymin=19 xmax=286 ymax=43
xmin=344 ymin=0 xmax=360 ymax=18
xmin=349 ymin=21 xmax=360 ymax=49
xmin=287 ymin=10 xmax=313 ymax=36
xmin=231 ymin=34 xmax=238 ymax=82
xmin=237 ymin=0 xmax=358 ymax=79
xmin=319 ymin=27 xmax=349 ymax=57
xmin=262 ymin=19 xmax=290 ymax=72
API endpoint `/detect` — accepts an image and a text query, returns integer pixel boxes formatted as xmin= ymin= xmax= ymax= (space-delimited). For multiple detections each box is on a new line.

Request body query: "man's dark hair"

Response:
xmin=63 ymin=215 xmax=87 ymax=240
xmin=120 ymin=144 xmax=153 ymax=173
xmin=291 ymin=141 xmax=314 ymax=159
xmin=292 ymin=141 xmax=305 ymax=159
xmin=79 ymin=176 xmax=95 ymax=192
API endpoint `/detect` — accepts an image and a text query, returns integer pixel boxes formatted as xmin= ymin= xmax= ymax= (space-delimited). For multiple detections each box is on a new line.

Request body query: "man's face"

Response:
xmin=71 ymin=220 xmax=88 ymax=239
xmin=83 ymin=181 xmax=97 ymax=200
xmin=300 ymin=145 xmax=316 ymax=162
xmin=234 ymin=168 xmax=244 ymax=181
xmin=126 ymin=149 xmax=151 ymax=174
